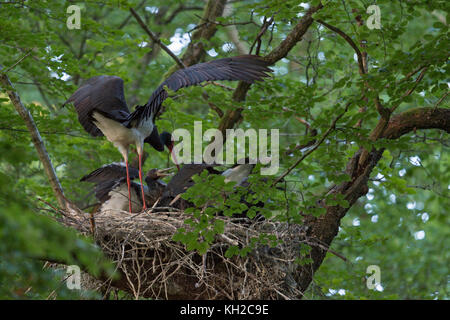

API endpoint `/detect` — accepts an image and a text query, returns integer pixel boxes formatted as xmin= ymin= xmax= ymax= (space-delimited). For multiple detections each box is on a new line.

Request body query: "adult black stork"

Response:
xmin=64 ymin=55 xmax=272 ymax=213
xmin=80 ymin=162 xmax=169 ymax=213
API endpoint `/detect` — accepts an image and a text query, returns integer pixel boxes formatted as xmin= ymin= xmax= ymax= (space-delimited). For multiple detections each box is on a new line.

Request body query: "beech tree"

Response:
xmin=0 ymin=0 xmax=448 ymax=299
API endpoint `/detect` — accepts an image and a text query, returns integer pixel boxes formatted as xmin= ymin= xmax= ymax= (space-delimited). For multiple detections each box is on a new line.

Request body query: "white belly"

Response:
xmin=92 ymin=111 xmax=154 ymax=155
xmin=92 ymin=112 xmax=136 ymax=149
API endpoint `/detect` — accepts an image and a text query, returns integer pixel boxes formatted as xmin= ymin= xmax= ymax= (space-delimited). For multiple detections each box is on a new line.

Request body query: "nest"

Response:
xmin=60 ymin=205 xmax=309 ymax=300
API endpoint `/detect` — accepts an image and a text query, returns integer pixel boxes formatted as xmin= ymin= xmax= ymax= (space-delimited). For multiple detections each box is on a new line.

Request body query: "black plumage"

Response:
xmin=63 ymin=76 xmax=129 ymax=136
xmin=127 ymin=55 xmax=273 ymax=125
xmin=80 ymin=162 xmax=139 ymax=184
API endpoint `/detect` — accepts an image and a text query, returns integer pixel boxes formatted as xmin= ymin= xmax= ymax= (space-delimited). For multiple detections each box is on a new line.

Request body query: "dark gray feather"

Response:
xmin=64 ymin=76 xmax=130 ymax=136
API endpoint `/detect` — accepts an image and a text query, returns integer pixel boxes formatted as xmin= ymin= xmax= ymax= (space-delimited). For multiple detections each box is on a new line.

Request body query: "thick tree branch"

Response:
xmin=180 ymin=0 xmax=228 ymax=68
xmin=297 ymin=106 xmax=449 ymax=293
xmin=383 ymin=107 xmax=450 ymax=139
xmin=0 ymin=73 xmax=66 ymax=208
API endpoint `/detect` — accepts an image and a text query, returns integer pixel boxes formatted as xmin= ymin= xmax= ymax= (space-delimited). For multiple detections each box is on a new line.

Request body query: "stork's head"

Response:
xmin=159 ymin=131 xmax=173 ymax=151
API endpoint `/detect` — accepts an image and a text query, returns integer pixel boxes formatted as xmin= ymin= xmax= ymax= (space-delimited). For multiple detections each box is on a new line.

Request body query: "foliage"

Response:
xmin=0 ymin=137 xmax=114 ymax=299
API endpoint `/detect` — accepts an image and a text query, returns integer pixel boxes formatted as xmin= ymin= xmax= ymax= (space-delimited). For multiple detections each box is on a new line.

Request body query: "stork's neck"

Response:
xmin=132 ymin=117 xmax=154 ymax=152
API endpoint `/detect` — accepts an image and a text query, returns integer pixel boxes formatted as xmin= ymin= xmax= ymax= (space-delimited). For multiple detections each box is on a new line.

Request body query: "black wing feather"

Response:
xmin=80 ymin=162 xmax=139 ymax=183
xmin=94 ymin=180 xmax=121 ymax=203
xmin=63 ymin=76 xmax=130 ymax=136
xmin=126 ymin=55 xmax=272 ymax=125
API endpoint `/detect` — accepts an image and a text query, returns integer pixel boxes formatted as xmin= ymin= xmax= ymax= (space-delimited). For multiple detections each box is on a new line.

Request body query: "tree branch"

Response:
xmin=159 ymin=0 xmax=227 ymax=81
xmin=218 ymin=3 xmax=324 ymax=136
xmin=390 ymin=67 xmax=428 ymax=112
xmin=273 ymin=102 xmax=350 ymax=186
xmin=382 ymin=107 xmax=450 ymax=139
xmin=130 ymin=7 xmax=185 ymax=69
xmin=163 ymin=5 xmax=204 ymax=24
xmin=181 ymin=0 xmax=228 ymax=68
xmin=316 ymin=19 xmax=390 ymax=119
xmin=0 ymin=73 xmax=66 ymax=208
xmin=3 ymin=49 xmax=33 ymax=73
xmin=223 ymin=4 xmax=250 ymax=55
xmin=316 ymin=19 xmax=364 ymax=76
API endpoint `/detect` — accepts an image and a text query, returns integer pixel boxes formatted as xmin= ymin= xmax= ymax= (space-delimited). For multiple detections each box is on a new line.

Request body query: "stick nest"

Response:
xmin=61 ymin=205 xmax=309 ymax=300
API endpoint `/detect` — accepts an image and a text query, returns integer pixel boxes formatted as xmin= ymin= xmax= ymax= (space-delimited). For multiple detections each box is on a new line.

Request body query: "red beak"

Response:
xmin=168 ymin=145 xmax=180 ymax=171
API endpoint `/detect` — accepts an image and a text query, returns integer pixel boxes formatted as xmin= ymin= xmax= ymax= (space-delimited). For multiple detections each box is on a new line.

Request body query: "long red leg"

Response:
xmin=138 ymin=152 xmax=147 ymax=211
xmin=125 ymin=159 xmax=133 ymax=213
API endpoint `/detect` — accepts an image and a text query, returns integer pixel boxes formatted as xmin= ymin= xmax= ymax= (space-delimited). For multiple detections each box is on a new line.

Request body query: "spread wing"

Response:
xmin=80 ymin=162 xmax=139 ymax=183
xmin=127 ymin=55 xmax=272 ymax=125
xmin=91 ymin=180 xmax=141 ymax=204
xmin=63 ymin=76 xmax=130 ymax=136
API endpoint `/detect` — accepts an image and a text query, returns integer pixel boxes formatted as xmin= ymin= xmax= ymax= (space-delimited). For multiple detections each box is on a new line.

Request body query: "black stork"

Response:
xmin=64 ymin=55 xmax=272 ymax=213
xmin=80 ymin=162 xmax=170 ymax=213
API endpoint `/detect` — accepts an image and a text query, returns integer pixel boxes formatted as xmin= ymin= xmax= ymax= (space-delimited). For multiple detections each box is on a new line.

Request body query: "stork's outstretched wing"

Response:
xmin=80 ymin=162 xmax=139 ymax=183
xmin=127 ymin=55 xmax=272 ymax=125
xmin=64 ymin=76 xmax=130 ymax=136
